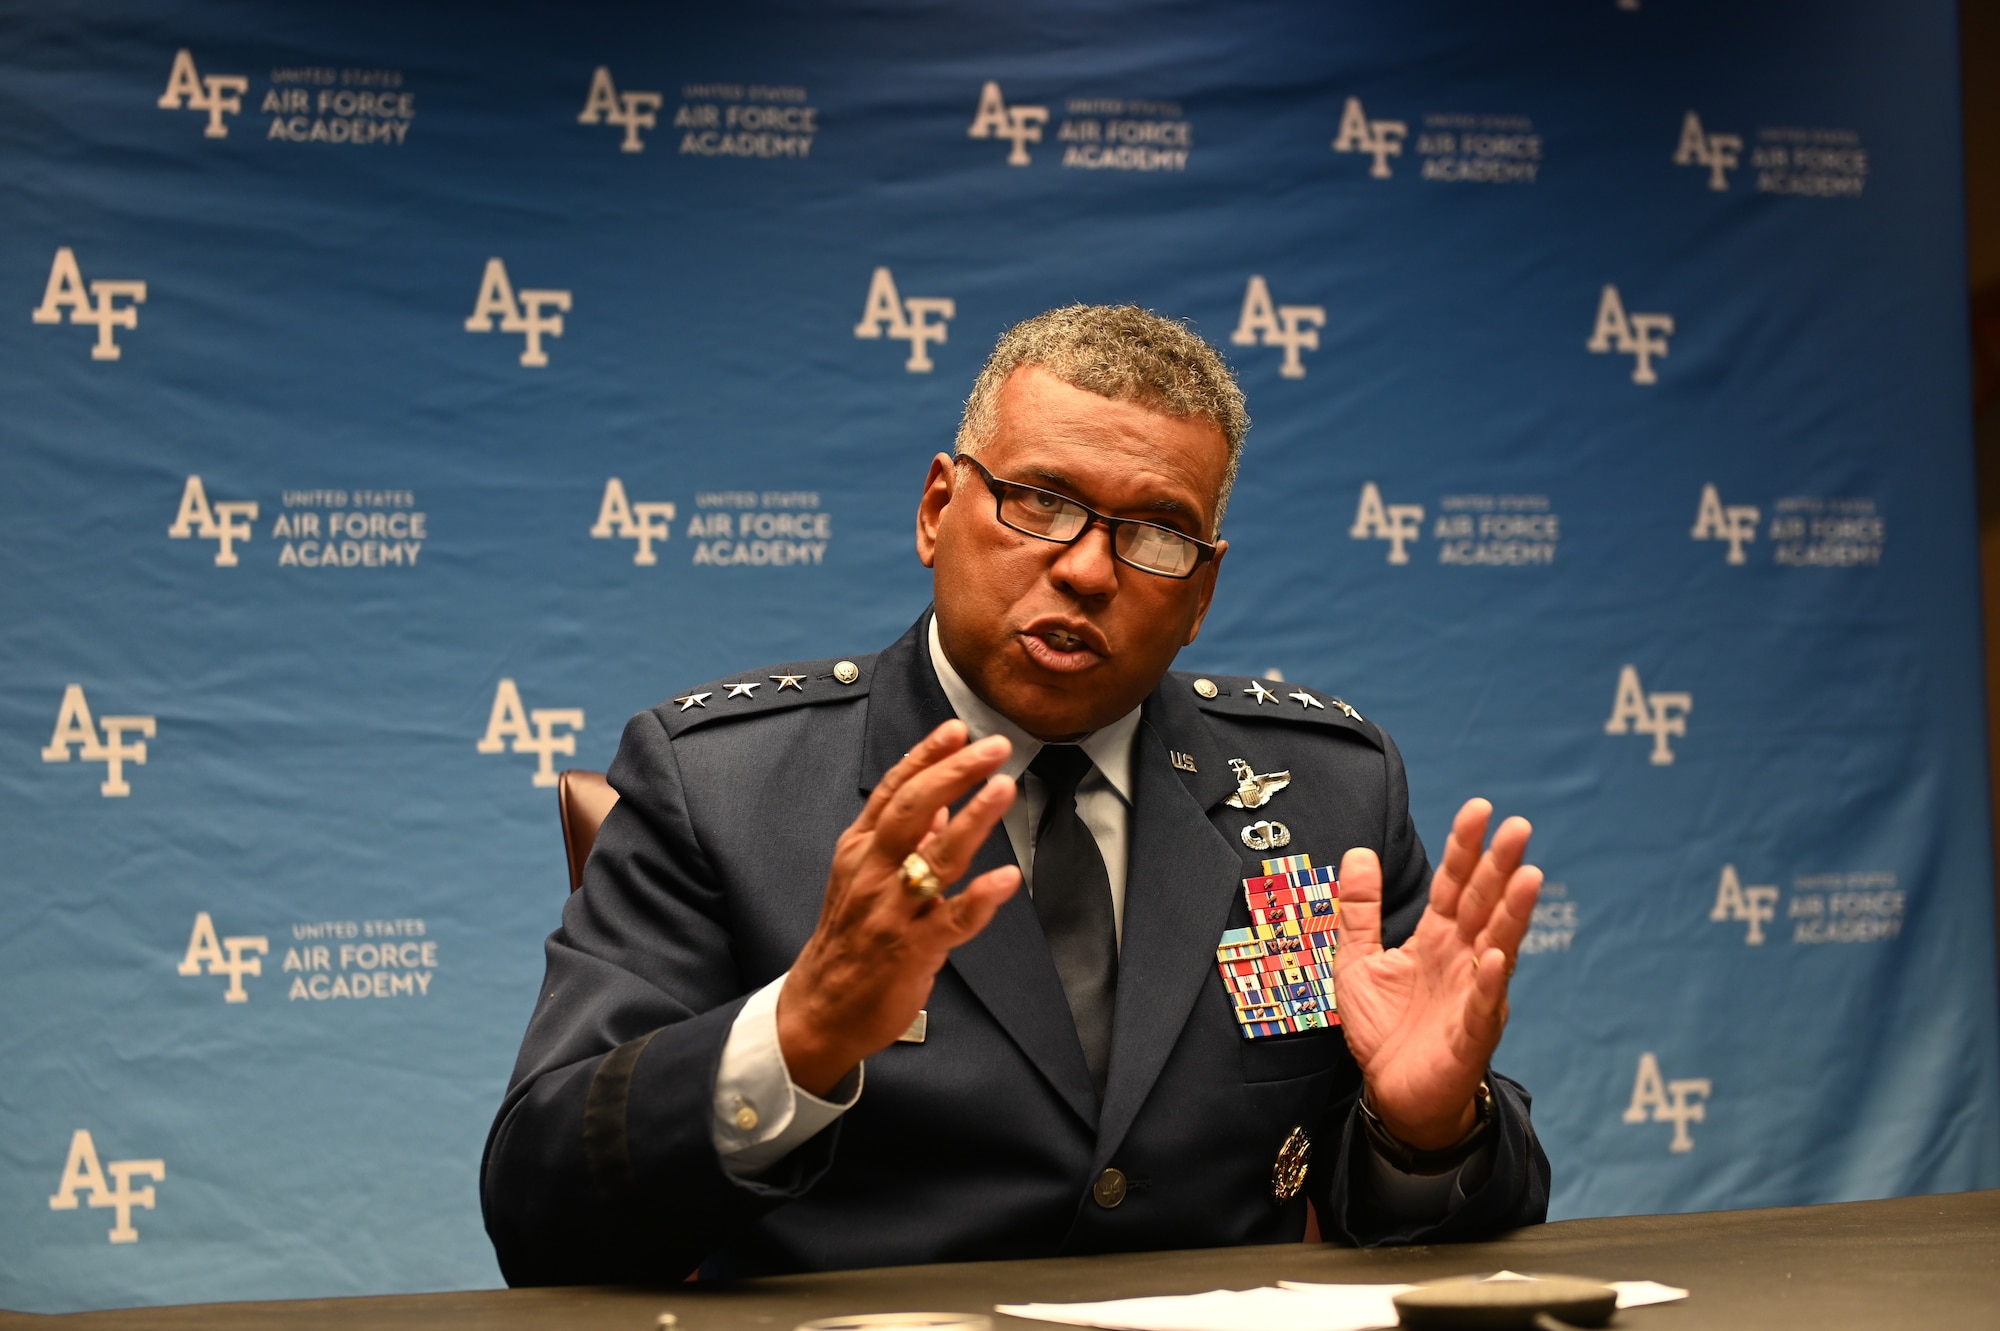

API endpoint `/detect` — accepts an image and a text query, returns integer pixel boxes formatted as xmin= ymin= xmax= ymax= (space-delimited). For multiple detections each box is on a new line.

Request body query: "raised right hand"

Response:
xmin=777 ymin=720 xmax=1020 ymax=1095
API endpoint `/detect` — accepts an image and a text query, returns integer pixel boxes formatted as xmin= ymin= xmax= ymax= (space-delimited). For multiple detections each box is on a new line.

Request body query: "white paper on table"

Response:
xmin=1283 ymin=1273 xmax=1690 ymax=1310
xmin=997 ymin=1273 xmax=1691 ymax=1331
xmin=998 ymin=1284 xmax=1414 ymax=1331
xmin=1604 ymin=1280 xmax=1689 ymax=1308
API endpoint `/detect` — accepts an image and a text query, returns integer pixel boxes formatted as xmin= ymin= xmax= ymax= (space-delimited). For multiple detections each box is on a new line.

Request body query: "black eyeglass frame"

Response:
xmin=955 ymin=454 xmax=1219 ymax=580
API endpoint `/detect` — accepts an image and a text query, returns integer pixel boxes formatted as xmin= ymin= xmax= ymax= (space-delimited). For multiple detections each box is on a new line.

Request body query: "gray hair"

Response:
xmin=954 ymin=304 xmax=1250 ymax=531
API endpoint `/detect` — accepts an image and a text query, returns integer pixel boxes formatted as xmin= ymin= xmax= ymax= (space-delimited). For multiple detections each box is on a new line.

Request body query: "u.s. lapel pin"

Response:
xmin=897 ymin=1010 xmax=927 ymax=1043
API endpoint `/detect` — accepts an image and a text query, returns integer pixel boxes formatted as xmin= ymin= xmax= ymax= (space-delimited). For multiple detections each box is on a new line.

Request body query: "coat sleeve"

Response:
xmin=1309 ymin=725 xmax=1554 ymax=1245
xmin=480 ymin=708 xmax=838 ymax=1286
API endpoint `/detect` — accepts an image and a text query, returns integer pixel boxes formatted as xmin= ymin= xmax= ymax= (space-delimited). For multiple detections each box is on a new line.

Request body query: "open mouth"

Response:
xmin=1019 ymin=622 xmax=1108 ymax=673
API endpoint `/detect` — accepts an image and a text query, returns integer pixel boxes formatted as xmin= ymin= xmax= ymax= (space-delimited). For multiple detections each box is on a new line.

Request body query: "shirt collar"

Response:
xmin=927 ymin=614 xmax=1138 ymax=803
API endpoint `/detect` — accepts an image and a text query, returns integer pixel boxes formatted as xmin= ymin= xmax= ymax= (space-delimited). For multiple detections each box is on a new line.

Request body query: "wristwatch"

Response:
xmin=1358 ymin=1076 xmax=1494 ymax=1176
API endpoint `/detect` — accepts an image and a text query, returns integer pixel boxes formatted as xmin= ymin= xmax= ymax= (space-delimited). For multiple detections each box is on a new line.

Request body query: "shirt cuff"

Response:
xmin=713 ymin=972 xmax=863 ymax=1176
xmin=1359 ymin=1128 xmax=1495 ymax=1223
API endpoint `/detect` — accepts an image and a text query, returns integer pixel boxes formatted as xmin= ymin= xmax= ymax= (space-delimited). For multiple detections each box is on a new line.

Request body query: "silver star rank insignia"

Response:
xmin=1244 ymin=680 xmax=1279 ymax=705
xmin=724 ymin=682 xmax=760 ymax=699
xmin=672 ymin=692 xmax=711 ymax=711
xmin=1288 ymin=690 xmax=1324 ymax=711
xmin=770 ymin=674 xmax=806 ymax=691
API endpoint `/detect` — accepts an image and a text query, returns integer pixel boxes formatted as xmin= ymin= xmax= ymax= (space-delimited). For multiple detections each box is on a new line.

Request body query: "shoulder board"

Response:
xmin=654 ymin=652 xmax=879 ymax=737
xmin=1171 ymin=671 xmax=1381 ymax=750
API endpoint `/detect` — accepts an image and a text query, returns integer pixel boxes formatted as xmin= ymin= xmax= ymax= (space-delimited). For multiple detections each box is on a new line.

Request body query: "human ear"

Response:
xmin=915 ymin=452 xmax=956 ymax=569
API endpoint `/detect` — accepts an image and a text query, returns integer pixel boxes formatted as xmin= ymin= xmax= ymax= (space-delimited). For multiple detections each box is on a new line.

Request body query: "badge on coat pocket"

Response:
xmin=1215 ymin=854 xmax=1339 ymax=1039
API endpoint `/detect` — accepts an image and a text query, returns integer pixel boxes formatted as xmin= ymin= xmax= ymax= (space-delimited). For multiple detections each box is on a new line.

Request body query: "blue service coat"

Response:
xmin=482 ymin=614 xmax=1550 ymax=1284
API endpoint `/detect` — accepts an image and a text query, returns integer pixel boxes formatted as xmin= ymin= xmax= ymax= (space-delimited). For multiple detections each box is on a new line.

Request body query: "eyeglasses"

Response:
xmin=956 ymin=455 xmax=1218 ymax=579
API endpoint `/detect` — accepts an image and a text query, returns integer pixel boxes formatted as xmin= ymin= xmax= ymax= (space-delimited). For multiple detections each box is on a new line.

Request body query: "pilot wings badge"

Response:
xmin=1225 ymin=758 xmax=1291 ymax=810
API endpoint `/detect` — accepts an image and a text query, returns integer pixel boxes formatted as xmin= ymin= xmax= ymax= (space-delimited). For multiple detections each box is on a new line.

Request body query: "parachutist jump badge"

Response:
xmin=1241 ymin=820 xmax=1291 ymax=851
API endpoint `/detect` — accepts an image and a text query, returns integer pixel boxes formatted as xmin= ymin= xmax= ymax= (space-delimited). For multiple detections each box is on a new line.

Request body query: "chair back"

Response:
xmin=557 ymin=769 xmax=619 ymax=893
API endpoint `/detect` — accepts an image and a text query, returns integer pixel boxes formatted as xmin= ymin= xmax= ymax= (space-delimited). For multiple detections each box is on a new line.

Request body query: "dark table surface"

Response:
xmin=8 ymin=1189 xmax=1997 ymax=1330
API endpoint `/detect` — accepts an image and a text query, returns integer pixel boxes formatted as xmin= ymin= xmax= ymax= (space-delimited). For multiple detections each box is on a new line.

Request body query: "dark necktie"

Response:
xmin=1027 ymin=744 xmax=1117 ymax=1100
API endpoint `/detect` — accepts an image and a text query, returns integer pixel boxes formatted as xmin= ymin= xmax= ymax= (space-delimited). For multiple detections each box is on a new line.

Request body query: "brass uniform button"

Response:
xmin=833 ymin=660 xmax=860 ymax=684
xmin=1092 ymin=1167 xmax=1128 ymax=1209
xmin=1192 ymin=678 xmax=1219 ymax=699
xmin=732 ymin=1103 xmax=760 ymax=1132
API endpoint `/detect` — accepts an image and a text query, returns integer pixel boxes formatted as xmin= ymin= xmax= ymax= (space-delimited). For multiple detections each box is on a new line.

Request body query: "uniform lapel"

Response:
xmin=859 ymin=613 xmax=1099 ymax=1128
xmin=1094 ymin=681 xmax=1243 ymax=1163
xmin=945 ymin=832 xmax=1101 ymax=1126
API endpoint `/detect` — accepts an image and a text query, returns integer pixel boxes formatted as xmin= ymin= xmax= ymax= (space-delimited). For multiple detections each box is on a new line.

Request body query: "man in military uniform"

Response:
xmin=483 ymin=306 xmax=1550 ymax=1284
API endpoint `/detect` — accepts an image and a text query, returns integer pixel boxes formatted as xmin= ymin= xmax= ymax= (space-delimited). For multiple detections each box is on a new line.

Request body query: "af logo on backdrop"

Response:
xmin=1710 ymin=865 xmax=1780 ymax=945
xmin=157 ymin=48 xmax=248 ymax=138
xmin=1586 ymin=285 xmax=1673 ymax=384
xmin=1350 ymin=483 xmax=1425 ymax=564
xmin=1351 ymin=486 xmax=1561 ymax=566
xmin=31 ymin=248 xmax=146 ymax=361
xmin=592 ymin=479 xmax=677 ymax=564
xmin=179 ymin=913 xmax=270 ymax=1001
xmin=1331 ymin=97 xmax=1408 ymax=178
xmin=968 ymin=82 xmax=1049 ymax=165
xmin=478 ymin=680 xmax=583 ymax=787
xmin=1603 ymin=666 xmax=1691 ymax=765
xmin=1329 ymin=95 xmax=1542 ymax=184
xmin=1231 ymin=277 xmax=1325 ymax=379
xmin=589 ymin=480 xmax=833 ymax=569
xmin=1674 ymin=111 xmax=1742 ymax=191
xmin=1623 ymin=1053 xmax=1712 ymax=1153
xmin=42 ymin=686 xmax=156 ymax=797
xmin=466 ymin=259 xmax=571 ymax=367
xmin=49 ymin=1131 xmax=165 ymax=1243
xmin=1691 ymin=485 xmax=1760 ymax=564
xmin=167 ymin=476 xmax=258 ymax=566
xmin=1704 ymin=868 xmax=1904 ymax=949
xmin=853 ymin=268 xmax=955 ymax=372
xmin=158 ymin=48 xmax=419 ymax=146
xmin=1691 ymin=485 xmax=1888 ymax=568
xmin=578 ymin=67 xmax=663 ymax=151
xmin=967 ymin=81 xmax=1191 ymax=172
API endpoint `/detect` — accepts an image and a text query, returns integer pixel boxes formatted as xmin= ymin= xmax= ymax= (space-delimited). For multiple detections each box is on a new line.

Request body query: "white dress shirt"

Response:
xmin=709 ymin=620 xmax=1485 ymax=1221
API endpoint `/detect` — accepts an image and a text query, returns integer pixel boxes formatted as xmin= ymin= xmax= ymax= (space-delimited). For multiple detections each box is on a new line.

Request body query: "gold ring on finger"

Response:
xmin=901 ymin=852 xmax=944 ymax=900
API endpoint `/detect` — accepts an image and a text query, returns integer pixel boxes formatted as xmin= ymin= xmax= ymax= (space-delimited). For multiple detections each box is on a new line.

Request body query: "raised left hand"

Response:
xmin=1333 ymin=799 xmax=1541 ymax=1150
